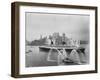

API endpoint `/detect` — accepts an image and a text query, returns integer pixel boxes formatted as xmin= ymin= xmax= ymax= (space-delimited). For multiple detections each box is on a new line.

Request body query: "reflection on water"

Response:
xmin=25 ymin=44 xmax=89 ymax=67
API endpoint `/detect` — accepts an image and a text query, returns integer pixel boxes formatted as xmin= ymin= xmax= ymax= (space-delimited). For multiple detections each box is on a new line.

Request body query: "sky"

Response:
xmin=25 ymin=12 xmax=90 ymax=41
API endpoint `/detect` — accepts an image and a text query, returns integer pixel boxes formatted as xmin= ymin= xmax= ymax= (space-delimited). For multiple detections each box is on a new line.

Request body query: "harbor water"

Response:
xmin=25 ymin=44 xmax=89 ymax=67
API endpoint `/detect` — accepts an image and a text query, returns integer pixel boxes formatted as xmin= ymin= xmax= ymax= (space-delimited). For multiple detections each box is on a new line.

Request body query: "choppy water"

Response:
xmin=25 ymin=44 xmax=89 ymax=67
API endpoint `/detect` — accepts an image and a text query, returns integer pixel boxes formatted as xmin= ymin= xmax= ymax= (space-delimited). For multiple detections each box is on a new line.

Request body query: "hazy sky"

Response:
xmin=26 ymin=12 xmax=90 ymax=41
